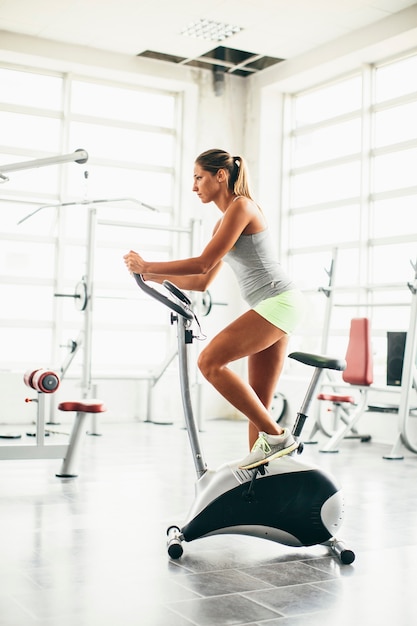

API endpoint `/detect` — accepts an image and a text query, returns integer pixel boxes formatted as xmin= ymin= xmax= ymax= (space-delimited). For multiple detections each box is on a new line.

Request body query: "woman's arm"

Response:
xmin=124 ymin=197 xmax=254 ymax=283
xmin=142 ymin=260 xmax=223 ymax=292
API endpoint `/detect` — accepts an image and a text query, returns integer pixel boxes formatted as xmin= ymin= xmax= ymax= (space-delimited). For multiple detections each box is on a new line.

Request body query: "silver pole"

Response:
xmin=176 ymin=316 xmax=207 ymax=478
xmin=320 ymin=247 xmax=338 ymax=353
xmin=81 ymin=205 xmax=97 ymax=398
xmin=0 ymin=149 xmax=88 ymax=174
xmin=384 ymin=256 xmax=417 ymax=458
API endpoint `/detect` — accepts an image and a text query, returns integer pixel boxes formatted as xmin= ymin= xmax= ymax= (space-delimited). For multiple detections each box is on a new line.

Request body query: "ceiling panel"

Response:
xmin=0 ymin=0 xmax=415 ymax=73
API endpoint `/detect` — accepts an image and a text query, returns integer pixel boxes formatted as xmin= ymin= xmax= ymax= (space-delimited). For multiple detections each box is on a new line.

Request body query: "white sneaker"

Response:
xmin=238 ymin=429 xmax=298 ymax=470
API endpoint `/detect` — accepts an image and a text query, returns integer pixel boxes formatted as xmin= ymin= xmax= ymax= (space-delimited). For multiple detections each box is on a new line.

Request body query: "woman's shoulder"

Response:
xmin=231 ymin=194 xmax=253 ymax=205
xmin=228 ymin=195 xmax=260 ymax=214
xmin=229 ymin=196 xmax=266 ymax=232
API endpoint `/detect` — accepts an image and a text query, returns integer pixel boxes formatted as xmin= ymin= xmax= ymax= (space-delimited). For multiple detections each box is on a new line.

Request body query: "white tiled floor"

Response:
xmin=1 ymin=416 xmax=417 ymax=625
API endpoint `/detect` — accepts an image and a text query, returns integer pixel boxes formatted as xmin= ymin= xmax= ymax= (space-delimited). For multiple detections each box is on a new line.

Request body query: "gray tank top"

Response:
xmin=224 ymin=229 xmax=295 ymax=307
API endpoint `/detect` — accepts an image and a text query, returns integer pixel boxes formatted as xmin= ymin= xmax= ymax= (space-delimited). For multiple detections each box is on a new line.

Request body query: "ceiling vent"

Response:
xmin=137 ymin=45 xmax=284 ymax=78
xmin=180 ymin=19 xmax=242 ymax=42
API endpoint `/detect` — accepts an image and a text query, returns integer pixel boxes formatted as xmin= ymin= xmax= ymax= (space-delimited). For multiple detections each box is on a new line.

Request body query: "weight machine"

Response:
xmin=15 ymin=165 xmax=204 ymax=428
xmin=0 ymin=149 xmax=105 ymax=473
xmin=0 ymin=149 xmax=207 ymax=464
xmin=307 ymin=248 xmax=417 ymax=459
xmin=305 ymin=248 xmax=372 ymax=447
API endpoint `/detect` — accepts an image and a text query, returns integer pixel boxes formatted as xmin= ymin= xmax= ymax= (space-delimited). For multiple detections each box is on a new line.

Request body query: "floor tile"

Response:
xmin=0 ymin=418 xmax=416 ymax=625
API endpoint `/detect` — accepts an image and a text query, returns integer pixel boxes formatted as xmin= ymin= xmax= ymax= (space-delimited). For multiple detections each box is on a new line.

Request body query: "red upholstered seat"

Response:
xmin=317 ymin=392 xmax=355 ymax=404
xmin=58 ymin=400 xmax=106 ymax=413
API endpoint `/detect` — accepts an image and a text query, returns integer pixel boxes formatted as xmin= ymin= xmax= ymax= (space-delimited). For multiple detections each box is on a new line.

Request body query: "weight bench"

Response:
xmin=0 ymin=367 xmax=106 ymax=478
xmin=312 ymin=318 xmax=374 ymax=453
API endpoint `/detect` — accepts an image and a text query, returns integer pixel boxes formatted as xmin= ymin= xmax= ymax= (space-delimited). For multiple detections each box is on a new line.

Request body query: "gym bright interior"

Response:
xmin=1 ymin=2 xmax=417 ymax=625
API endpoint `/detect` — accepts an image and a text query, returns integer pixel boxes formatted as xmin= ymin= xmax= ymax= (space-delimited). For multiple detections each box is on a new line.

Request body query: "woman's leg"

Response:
xmin=197 ymin=309 xmax=287 ymax=440
xmin=247 ymin=334 xmax=289 ymax=448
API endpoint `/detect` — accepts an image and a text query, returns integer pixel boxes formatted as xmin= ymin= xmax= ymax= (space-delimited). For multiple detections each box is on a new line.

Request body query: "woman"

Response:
xmin=124 ymin=149 xmax=305 ymax=470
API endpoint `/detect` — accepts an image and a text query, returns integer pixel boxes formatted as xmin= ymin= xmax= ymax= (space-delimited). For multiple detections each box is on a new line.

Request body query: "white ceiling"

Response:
xmin=0 ymin=0 xmax=415 ymax=71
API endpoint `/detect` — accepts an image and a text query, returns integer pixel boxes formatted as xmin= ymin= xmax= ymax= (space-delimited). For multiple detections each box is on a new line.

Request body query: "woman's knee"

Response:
xmin=197 ymin=347 xmax=223 ymax=380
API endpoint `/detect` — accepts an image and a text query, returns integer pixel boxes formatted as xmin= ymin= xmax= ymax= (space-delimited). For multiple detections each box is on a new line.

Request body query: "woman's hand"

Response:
xmin=123 ymin=250 xmax=147 ymax=274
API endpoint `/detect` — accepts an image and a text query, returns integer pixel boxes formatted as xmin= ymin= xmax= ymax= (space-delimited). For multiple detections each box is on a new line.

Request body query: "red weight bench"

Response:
xmin=3 ymin=368 xmax=107 ymax=478
xmin=315 ymin=317 xmax=374 ymax=453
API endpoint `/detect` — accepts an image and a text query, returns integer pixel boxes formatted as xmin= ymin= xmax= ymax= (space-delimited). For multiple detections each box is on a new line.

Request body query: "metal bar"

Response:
xmin=298 ymin=368 xmax=324 ymax=417
xmin=17 ymin=197 xmax=157 ymax=226
xmin=0 ymin=149 xmax=88 ymax=174
xmin=308 ymin=249 xmax=338 ymax=438
xmin=151 ymin=349 xmax=178 ymax=386
xmin=319 ymin=390 xmax=370 ymax=453
xmin=320 ymin=247 xmax=338 ymax=352
xmin=81 ymin=206 xmax=97 ymax=398
xmin=36 ymin=393 xmax=46 ymax=446
xmin=0 ymin=445 xmax=68 ymax=461
xmin=176 ymin=316 xmax=207 ymax=478
xmin=98 ymin=219 xmax=192 ymax=234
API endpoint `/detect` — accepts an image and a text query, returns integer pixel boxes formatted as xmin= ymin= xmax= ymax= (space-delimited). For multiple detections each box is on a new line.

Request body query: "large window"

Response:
xmin=283 ymin=53 xmax=417 ymax=381
xmin=0 ymin=66 xmax=184 ymax=377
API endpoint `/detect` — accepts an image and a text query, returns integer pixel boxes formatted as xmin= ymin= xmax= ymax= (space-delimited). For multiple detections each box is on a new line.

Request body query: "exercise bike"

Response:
xmin=133 ymin=273 xmax=355 ymax=565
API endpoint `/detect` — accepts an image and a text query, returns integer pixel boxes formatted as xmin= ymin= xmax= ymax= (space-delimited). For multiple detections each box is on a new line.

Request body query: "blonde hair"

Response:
xmin=195 ymin=149 xmax=253 ymax=199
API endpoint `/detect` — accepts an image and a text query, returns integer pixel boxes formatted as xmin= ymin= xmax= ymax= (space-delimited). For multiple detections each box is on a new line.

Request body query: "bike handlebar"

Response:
xmin=133 ymin=273 xmax=194 ymax=320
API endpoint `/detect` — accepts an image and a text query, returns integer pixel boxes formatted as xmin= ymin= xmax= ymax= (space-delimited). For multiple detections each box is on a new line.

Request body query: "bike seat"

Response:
xmin=289 ymin=351 xmax=346 ymax=371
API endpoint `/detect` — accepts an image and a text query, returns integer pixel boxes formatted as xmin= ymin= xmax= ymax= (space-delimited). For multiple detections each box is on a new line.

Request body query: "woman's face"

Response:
xmin=192 ymin=163 xmax=220 ymax=203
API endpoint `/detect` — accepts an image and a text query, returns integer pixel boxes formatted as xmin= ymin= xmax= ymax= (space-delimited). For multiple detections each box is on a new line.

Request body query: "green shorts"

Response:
xmin=253 ymin=289 xmax=305 ymax=334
